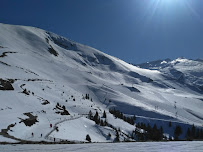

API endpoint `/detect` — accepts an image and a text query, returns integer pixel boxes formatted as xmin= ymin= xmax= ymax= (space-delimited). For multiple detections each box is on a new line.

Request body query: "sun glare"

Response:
xmin=144 ymin=0 xmax=200 ymax=20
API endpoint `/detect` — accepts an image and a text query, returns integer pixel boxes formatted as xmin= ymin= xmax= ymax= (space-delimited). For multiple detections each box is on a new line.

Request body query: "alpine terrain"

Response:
xmin=0 ymin=23 xmax=203 ymax=143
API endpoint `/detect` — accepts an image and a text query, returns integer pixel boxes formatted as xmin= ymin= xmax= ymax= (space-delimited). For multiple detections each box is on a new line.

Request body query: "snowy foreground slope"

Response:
xmin=0 ymin=23 xmax=202 ymax=142
xmin=1 ymin=141 xmax=203 ymax=152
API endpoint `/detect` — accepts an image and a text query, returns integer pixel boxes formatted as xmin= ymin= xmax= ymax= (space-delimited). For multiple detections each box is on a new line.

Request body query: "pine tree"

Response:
xmin=200 ymin=129 xmax=203 ymax=139
xmin=146 ymin=123 xmax=152 ymax=140
xmin=153 ymin=124 xmax=157 ymax=130
xmin=100 ymin=119 xmax=104 ymax=126
xmin=191 ymin=124 xmax=196 ymax=139
xmin=157 ymin=126 xmax=163 ymax=141
xmin=88 ymin=110 xmax=93 ymax=120
xmin=108 ymin=132 xmax=111 ymax=138
xmin=174 ymin=125 xmax=182 ymax=140
xmin=93 ymin=111 xmax=100 ymax=124
xmin=160 ymin=126 xmax=163 ymax=140
xmin=131 ymin=131 xmax=134 ymax=139
xmin=86 ymin=134 xmax=91 ymax=142
xmin=62 ymin=105 xmax=66 ymax=110
xmin=104 ymin=119 xmax=108 ymax=126
xmin=130 ymin=117 xmax=134 ymax=125
xmin=103 ymin=110 xmax=107 ymax=118
xmin=152 ymin=124 xmax=158 ymax=140
xmin=186 ymin=128 xmax=191 ymax=140
xmin=133 ymin=115 xmax=136 ymax=120
xmin=114 ymin=129 xmax=120 ymax=142
xmin=169 ymin=121 xmax=172 ymax=127
xmin=136 ymin=123 xmax=140 ymax=128
xmin=196 ymin=129 xmax=200 ymax=139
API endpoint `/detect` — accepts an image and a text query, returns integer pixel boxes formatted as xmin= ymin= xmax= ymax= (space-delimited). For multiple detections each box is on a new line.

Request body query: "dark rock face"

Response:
xmin=48 ymin=47 xmax=58 ymax=56
xmin=19 ymin=113 xmax=38 ymax=127
xmin=0 ymin=79 xmax=14 ymax=90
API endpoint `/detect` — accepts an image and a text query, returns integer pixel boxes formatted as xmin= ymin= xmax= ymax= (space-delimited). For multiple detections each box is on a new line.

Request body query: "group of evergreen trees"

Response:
xmin=88 ymin=108 xmax=203 ymax=142
xmin=185 ymin=125 xmax=203 ymax=140
xmin=173 ymin=124 xmax=203 ymax=141
xmin=109 ymin=108 xmax=136 ymax=125
xmin=134 ymin=123 xmax=163 ymax=141
xmin=85 ymin=94 xmax=90 ymax=100
xmin=83 ymin=93 xmax=93 ymax=101
xmin=88 ymin=110 xmax=108 ymax=126
xmin=88 ymin=110 xmax=124 ymax=142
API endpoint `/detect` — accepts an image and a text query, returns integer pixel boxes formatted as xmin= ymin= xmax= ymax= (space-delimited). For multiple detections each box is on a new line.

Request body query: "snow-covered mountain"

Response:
xmin=0 ymin=23 xmax=202 ymax=143
xmin=137 ymin=58 xmax=203 ymax=92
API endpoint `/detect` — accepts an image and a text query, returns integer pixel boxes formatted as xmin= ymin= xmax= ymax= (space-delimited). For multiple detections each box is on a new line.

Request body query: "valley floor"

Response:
xmin=0 ymin=141 xmax=203 ymax=152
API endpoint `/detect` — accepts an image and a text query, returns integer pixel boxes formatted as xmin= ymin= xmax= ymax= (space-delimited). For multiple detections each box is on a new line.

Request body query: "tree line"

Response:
xmin=109 ymin=108 xmax=136 ymax=125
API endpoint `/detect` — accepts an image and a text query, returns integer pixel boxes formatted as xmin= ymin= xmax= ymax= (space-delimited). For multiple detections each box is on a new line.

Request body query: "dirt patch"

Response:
xmin=0 ymin=79 xmax=14 ymax=90
xmin=19 ymin=113 xmax=38 ymax=127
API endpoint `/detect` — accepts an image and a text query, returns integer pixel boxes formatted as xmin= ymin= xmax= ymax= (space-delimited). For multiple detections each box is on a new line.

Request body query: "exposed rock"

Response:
xmin=0 ymin=79 xmax=14 ymax=90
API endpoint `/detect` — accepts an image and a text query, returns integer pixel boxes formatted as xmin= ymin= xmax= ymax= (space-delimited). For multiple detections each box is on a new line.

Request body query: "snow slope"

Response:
xmin=1 ymin=141 xmax=203 ymax=152
xmin=0 ymin=23 xmax=202 ymax=142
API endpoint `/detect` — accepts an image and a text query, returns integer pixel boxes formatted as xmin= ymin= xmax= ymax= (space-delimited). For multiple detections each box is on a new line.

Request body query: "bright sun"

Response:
xmin=146 ymin=0 xmax=199 ymax=18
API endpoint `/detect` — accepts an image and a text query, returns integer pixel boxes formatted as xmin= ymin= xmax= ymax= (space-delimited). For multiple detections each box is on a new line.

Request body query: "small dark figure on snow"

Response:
xmin=50 ymin=124 xmax=52 ymax=128
xmin=41 ymin=134 xmax=42 ymax=137
xmin=32 ymin=132 xmax=34 ymax=137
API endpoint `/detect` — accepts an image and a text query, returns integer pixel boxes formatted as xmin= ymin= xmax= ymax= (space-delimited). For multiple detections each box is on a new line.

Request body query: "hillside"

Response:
xmin=0 ymin=23 xmax=202 ymax=143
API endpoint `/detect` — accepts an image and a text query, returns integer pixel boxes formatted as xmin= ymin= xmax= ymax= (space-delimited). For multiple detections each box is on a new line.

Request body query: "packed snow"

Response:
xmin=0 ymin=141 xmax=203 ymax=152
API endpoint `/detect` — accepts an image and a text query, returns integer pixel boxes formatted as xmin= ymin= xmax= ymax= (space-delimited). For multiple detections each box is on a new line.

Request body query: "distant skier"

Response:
xmin=50 ymin=124 xmax=52 ymax=128
xmin=41 ymin=133 xmax=42 ymax=137
xmin=32 ymin=132 xmax=34 ymax=137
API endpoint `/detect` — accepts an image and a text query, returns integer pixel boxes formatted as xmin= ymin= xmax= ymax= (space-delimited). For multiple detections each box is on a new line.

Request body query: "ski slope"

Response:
xmin=0 ymin=23 xmax=202 ymax=142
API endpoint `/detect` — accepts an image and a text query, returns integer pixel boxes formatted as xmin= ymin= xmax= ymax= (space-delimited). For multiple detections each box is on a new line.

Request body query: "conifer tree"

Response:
xmin=103 ymin=110 xmax=106 ymax=118
xmin=104 ymin=119 xmax=108 ymax=126
xmin=86 ymin=134 xmax=91 ymax=142
xmin=174 ymin=125 xmax=182 ymax=140
xmin=169 ymin=121 xmax=172 ymax=127
xmin=100 ymin=119 xmax=104 ymax=126
xmin=115 ymin=129 xmax=120 ymax=142
xmin=93 ymin=111 xmax=100 ymax=124
xmin=191 ymin=124 xmax=196 ymax=139
xmin=88 ymin=110 xmax=93 ymax=120
xmin=186 ymin=128 xmax=191 ymax=140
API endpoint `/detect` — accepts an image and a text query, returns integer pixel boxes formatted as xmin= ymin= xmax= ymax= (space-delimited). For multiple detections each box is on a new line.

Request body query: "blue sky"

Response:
xmin=1 ymin=0 xmax=203 ymax=63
